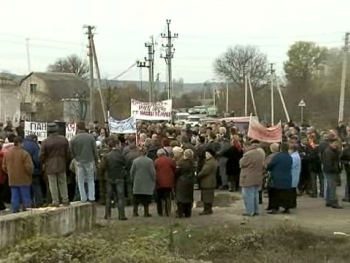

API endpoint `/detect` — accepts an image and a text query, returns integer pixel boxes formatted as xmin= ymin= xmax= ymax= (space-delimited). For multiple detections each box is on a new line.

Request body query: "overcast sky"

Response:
xmin=0 ymin=0 xmax=348 ymax=83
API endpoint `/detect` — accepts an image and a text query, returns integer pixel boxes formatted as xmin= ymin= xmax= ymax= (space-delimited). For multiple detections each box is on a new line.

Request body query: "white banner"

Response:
xmin=109 ymin=116 xmax=136 ymax=134
xmin=24 ymin=121 xmax=47 ymax=141
xmin=131 ymin=99 xmax=172 ymax=120
xmin=66 ymin=123 xmax=77 ymax=141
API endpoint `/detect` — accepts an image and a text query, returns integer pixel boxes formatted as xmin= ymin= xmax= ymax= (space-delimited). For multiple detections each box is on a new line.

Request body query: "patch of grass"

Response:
xmin=1 ymin=222 xmax=350 ymax=263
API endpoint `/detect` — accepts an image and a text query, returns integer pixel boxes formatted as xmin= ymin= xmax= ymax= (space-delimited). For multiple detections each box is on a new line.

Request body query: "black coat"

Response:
xmin=306 ymin=144 xmax=322 ymax=173
xmin=196 ymin=143 xmax=206 ymax=173
xmin=175 ymin=158 xmax=195 ymax=203
xmin=340 ymin=147 xmax=350 ymax=174
xmin=222 ymin=146 xmax=243 ymax=176
xmin=322 ymin=146 xmax=341 ymax=174
xmin=147 ymin=146 xmax=161 ymax=161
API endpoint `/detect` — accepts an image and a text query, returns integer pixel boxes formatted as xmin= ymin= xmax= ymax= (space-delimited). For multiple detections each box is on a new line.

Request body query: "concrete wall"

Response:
xmin=0 ymin=202 xmax=96 ymax=248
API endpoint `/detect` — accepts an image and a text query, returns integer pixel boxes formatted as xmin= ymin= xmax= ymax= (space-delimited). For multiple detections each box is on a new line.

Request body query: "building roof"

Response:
xmin=20 ymin=72 xmax=90 ymax=99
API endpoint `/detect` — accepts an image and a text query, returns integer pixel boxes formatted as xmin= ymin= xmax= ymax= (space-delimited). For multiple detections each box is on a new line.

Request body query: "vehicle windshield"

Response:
xmin=177 ymin=115 xmax=189 ymax=120
xmin=188 ymin=117 xmax=200 ymax=122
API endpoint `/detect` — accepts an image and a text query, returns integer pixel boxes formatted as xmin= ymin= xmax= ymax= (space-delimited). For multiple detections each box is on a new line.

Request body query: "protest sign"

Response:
xmin=131 ymin=99 xmax=172 ymax=120
xmin=109 ymin=116 xmax=136 ymax=134
xmin=24 ymin=121 xmax=47 ymax=141
xmin=66 ymin=123 xmax=77 ymax=141
xmin=247 ymin=116 xmax=282 ymax=143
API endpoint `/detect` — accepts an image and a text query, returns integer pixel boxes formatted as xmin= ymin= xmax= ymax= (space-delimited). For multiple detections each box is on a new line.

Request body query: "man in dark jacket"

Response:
xmin=322 ymin=138 xmax=342 ymax=209
xmin=23 ymin=135 xmax=43 ymax=207
xmin=40 ymin=123 xmax=71 ymax=207
xmin=100 ymin=139 xmax=127 ymax=220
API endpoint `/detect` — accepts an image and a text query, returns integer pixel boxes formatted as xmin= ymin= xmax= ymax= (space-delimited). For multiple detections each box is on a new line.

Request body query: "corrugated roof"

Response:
xmin=20 ymin=72 xmax=90 ymax=99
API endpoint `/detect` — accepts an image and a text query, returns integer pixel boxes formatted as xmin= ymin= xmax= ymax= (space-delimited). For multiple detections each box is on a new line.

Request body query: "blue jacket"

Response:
xmin=290 ymin=151 xmax=301 ymax=188
xmin=267 ymin=152 xmax=293 ymax=189
xmin=23 ymin=136 xmax=41 ymax=175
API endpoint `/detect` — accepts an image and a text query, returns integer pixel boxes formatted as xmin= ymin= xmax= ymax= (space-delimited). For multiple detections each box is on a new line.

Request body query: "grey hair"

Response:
xmin=157 ymin=148 xmax=166 ymax=156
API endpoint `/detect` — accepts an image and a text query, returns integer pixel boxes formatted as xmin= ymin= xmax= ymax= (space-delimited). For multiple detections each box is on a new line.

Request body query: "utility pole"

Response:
xmin=156 ymin=73 xmax=160 ymax=101
xmin=161 ymin=19 xmax=178 ymax=100
xmin=270 ymin=63 xmax=275 ymax=126
xmin=84 ymin=25 xmax=95 ymax=121
xmin=90 ymin=30 xmax=107 ymax=122
xmin=339 ymin=32 xmax=350 ymax=123
xmin=137 ymin=61 xmax=148 ymax=98
xmin=145 ymin=36 xmax=155 ymax=102
xmin=243 ymin=65 xmax=248 ymax=116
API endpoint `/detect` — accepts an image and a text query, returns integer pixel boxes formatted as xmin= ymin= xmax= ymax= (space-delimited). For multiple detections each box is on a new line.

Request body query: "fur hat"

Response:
xmin=205 ymin=148 xmax=216 ymax=157
xmin=47 ymin=123 xmax=58 ymax=133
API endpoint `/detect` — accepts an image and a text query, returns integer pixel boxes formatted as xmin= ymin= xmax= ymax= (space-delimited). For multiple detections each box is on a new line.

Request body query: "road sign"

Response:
xmin=298 ymin=99 xmax=306 ymax=107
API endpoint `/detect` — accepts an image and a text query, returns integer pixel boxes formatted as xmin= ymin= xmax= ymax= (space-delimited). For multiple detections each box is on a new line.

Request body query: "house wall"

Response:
xmin=19 ymin=75 xmax=48 ymax=104
xmin=0 ymin=79 xmax=21 ymax=125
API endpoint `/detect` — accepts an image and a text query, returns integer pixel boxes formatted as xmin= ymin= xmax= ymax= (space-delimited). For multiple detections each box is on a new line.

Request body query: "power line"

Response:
xmin=180 ymin=31 xmax=344 ymax=40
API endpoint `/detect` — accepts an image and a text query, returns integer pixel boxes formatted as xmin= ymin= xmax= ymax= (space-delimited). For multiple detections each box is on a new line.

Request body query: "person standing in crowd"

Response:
xmin=322 ymin=138 xmax=342 ymax=209
xmin=307 ymin=134 xmax=323 ymax=198
xmin=16 ymin=120 xmax=25 ymax=139
xmin=0 ymin=143 xmax=7 ymax=211
xmin=23 ymin=135 xmax=43 ymax=207
xmin=70 ymin=121 xmax=99 ymax=203
xmin=264 ymin=143 xmax=280 ymax=210
xmin=40 ymin=123 xmax=71 ymax=207
xmin=100 ymin=139 xmax=127 ymax=221
xmin=124 ymin=136 xmax=140 ymax=205
xmin=266 ymin=143 xmax=293 ymax=214
xmin=0 ymin=123 xmax=6 ymax=141
xmin=147 ymin=138 xmax=162 ymax=161
xmin=97 ymin=137 xmax=110 ymax=205
xmin=217 ymin=128 xmax=230 ymax=190
xmin=289 ymin=143 xmax=301 ymax=208
xmin=298 ymin=137 xmax=311 ymax=196
xmin=130 ymin=146 xmax=156 ymax=217
xmin=340 ymin=139 xmax=350 ymax=202
xmin=154 ymin=148 xmax=176 ymax=216
xmin=2 ymin=137 xmax=33 ymax=213
xmin=239 ymin=141 xmax=265 ymax=217
xmin=222 ymin=135 xmax=243 ymax=192
xmin=173 ymin=146 xmax=184 ymax=165
xmin=197 ymin=149 xmax=217 ymax=215
xmin=175 ymin=149 xmax=195 ymax=218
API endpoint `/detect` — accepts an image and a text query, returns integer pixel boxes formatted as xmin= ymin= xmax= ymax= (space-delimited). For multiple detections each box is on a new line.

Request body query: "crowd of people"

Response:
xmin=0 ymin=118 xmax=349 ymax=221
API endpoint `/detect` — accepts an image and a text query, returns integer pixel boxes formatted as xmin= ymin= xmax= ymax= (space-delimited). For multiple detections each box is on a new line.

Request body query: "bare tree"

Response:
xmin=213 ymin=45 xmax=270 ymax=89
xmin=47 ymin=54 xmax=89 ymax=78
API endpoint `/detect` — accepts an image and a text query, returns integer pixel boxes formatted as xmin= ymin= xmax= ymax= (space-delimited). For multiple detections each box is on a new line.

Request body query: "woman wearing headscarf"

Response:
xmin=130 ymin=146 xmax=156 ymax=217
xmin=172 ymin=146 xmax=184 ymax=165
xmin=175 ymin=149 xmax=195 ymax=218
xmin=197 ymin=148 xmax=218 ymax=215
xmin=222 ymin=135 xmax=243 ymax=192
xmin=266 ymin=142 xmax=293 ymax=214
xmin=264 ymin=143 xmax=280 ymax=210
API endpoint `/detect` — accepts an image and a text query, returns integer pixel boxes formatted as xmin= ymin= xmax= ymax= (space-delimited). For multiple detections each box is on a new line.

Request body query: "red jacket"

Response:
xmin=0 ymin=151 xmax=6 ymax=185
xmin=154 ymin=155 xmax=176 ymax=189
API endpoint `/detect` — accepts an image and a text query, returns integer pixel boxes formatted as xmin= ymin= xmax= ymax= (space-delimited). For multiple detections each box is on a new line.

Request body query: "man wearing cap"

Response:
xmin=40 ymin=123 xmax=71 ymax=207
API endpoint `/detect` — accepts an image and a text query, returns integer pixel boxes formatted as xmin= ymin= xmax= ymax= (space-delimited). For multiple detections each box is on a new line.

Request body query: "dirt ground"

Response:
xmin=96 ymin=187 xmax=350 ymax=234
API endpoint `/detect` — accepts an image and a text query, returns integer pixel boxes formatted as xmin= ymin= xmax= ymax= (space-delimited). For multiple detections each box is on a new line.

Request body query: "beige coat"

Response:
xmin=239 ymin=147 xmax=266 ymax=188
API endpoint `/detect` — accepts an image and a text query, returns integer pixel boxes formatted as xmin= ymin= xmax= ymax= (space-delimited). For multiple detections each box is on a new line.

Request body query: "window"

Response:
xmin=30 ymin=83 xmax=37 ymax=94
